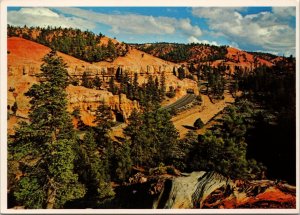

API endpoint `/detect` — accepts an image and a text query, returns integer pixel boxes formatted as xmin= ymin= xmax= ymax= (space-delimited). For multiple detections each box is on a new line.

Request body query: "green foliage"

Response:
xmin=93 ymin=101 xmax=115 ymax=138
xmin=160 ymin=44 xmax=191 ymax=63
xmin=173 ymin=131 xmax=197 ymax=171
xmin=159 ymin=72 xmax=166 ymax=99
xmin=71 ymin=106 xmax=81 ymax=119
xmin=194 ymin=118 xmax=204 ymax=129
xmin=113 ymin=141 xmax=133 ymax=182
xmin=177 ymin=66 xmax=185 ymax=80
xmin=188 ymin=99 xmax=266 ymax=179
xmin=81 ymin=72 xmax=92 ymax=88
xmin=108 ymin=77 xmax=118 ymax=95
xmin=207 ymin=67 xmax=226 ymax=99
xmin=123 ymin=109 xmax=144 ymax=166
xmin=237 ymin=60 xmax=296 ymax=183
xmin=115 ymin=72 xmax=165 ymax=109
xmin=93 ymin=76 xmax=102 ymax=90
xmin=9 ymin=51 xmax=85 ymax=208
xmin=166 ymin=86 xmax=176 ymax=98
xmin=14 ymin=177 xmax=46 ymax=209
xmin=124 ymin=108 xmax=179 ymax=168
xmin=134 ymin=42 xmax=228 ymax=63
xmin=77 ymin=129 xmax=115 ymax=204
xmin=7 ymin=25 xmax=127 ymax=63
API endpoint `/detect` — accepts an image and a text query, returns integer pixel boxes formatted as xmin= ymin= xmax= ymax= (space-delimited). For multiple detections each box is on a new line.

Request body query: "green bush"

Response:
xmin=194 ymin=118 xmax=204 ymax=129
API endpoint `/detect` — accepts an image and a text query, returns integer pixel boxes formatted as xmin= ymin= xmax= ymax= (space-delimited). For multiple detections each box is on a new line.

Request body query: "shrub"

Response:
xmin=194 ymin=118 xmax=204 ymax=129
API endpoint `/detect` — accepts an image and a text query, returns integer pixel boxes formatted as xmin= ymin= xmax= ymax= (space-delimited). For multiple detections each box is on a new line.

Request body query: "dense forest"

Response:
xmin=7 ymin=25 xmax=129 ymax=62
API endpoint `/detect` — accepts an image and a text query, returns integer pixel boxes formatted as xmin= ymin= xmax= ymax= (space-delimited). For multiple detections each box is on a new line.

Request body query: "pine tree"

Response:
xmin=132 ymin=73 xmax=139 ymax=100
xmin=124 ymin=108 xmax=179 ymax=168
xmin=159 ymin=72 xmax=166 ymax=100
xmin=178 ymin=66 xmax=185 ymax=80
xmin=82 ymin=71 xmax=92 ymax=88
xmin=114 ymin=141 xmax=133 ymax=182
xmin=93 ymin=101 xmax=115 ymax=139
xmin=107 ymin=39 xmax=117 ymax=61
xmin=91 ymin=101 xmax=116 ymax=198
xmin=194 ymin=118 xmax=204 ymax=129
xmin=175 ymin=131 xmax=198 ymax=171
xmin=93 ymin=75 xmax=102 ymax=90
xmin=108 ymin=77 xmax=117 ymax=95
xmin=123 ymin=109 xmax=144 ymax=167
xmin=9 ymin=51 xmax=85 ymax=209
xmin=78 ymin=129 xmax=114 ymax=204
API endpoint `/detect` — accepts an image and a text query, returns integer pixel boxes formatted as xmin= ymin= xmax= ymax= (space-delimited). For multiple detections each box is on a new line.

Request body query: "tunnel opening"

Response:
xmin=115 ymin=111 xmax=125 ymax=123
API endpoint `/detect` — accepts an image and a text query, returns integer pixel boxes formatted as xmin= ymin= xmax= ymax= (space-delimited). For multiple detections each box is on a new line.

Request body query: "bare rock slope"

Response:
xmin=157 ymin=172 xmax=296 ymax=209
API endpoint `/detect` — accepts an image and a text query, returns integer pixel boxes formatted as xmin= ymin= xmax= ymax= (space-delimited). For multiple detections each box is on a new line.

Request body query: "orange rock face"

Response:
xmin=202 ymin=180 xmax=296 ymax=209
xmin=161 ymin=172 xmax=296 ymax=209
xmin=7 ymin=37 xmax=198 ymax=132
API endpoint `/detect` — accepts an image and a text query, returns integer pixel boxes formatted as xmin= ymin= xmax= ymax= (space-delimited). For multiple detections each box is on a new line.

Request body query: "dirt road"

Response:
xmin=172 ymin=91 xmax=234 ymax=138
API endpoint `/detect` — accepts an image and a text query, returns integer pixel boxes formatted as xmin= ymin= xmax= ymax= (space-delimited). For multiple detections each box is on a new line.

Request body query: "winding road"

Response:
xmin=161 ymin=94 xmax=197 ymax=111
xmin=111 ymin=94 xmax=197 ymax=136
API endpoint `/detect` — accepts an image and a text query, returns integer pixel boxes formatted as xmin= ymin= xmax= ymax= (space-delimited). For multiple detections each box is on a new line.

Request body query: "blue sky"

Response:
xmin=7 ymin=7 xmax=296 ymax=56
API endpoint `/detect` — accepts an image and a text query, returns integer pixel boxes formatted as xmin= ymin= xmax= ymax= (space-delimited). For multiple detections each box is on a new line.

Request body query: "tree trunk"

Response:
xmin=46 ymin=187 xmax=56 ymax=209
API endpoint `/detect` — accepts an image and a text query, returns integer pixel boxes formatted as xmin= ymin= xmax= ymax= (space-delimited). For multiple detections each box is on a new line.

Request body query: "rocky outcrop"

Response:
xmin=155 ymin=171 xmax=296 ymax=209
xmin=67 ymin=85 xmax=139 ymax=125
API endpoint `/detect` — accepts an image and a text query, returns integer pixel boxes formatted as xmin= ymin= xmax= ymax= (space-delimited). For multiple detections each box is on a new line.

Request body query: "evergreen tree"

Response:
xmin=113 ymin=141 xmax=133 ymax=182
xmin=175 ymin=131 xmax=198 ymax=171
xmin=189 ymin=100 xmax=266 ymax=179
xmin=159 ymin=72 xmax=166 ymax=100
xmin=108 ymin=77 xmax=117 ymax=95
xmin=178 ymin=66 xmax=185 ymax=80
xmin=71 ymin=106 xmax=81 ymax=120
xmin=93 ymin=101 xmax=115 ymax=175
xmin=124 ymin=108 xmax=179 ymax=168
xmin=123 ymin=109 xmax=144 ymax=167
xmin=93 ymin=75 xmax=102 ymax=90
xmin=194 ymin=118 xmax=204 ymax=129
xmin=93 ymin=101 xmax=115 ymax=139
xmin=9 ymin=51 xmax=85 ymax=209
xmin=107 ymin=39 xmax=117 ymax=61
xmin=132 ymin=73 xmax=139 ymax=100
xmin=78 ymin=129 xmax=114 ymax=205
xmin=82 ymin=71 xmax=92 ymax=88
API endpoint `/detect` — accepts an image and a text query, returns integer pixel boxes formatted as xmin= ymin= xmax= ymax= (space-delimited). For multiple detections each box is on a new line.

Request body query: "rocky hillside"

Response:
xmin=133 ymin=42 xmax=276 ymax=73
xmin=161 ymin=171 xmax=295 ymax=209
xmin=7 ymin=25 xmax=129 ymax=62
xmin=7 ymin=37 xmax=198 ymax=132
xmin=114 ymin=171 xmax=296 ymax=209
xmin=132 ymin=42 xmax=227 ymax=63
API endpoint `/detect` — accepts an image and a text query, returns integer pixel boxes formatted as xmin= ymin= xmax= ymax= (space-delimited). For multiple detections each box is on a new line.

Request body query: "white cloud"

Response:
xmin=55 ymin=7 xmax=202 ymax=38
xmin=8 ymin=7 xmax=203 ymax=41
xmin=188 ymin=36 xmax=219 ymax=46
xmin=192 ymin=7 xmax=296 ymax=56
xmin=272 ymin=7 xmax=295 ymax=18
xmin=8 ymin=8 xmax=96 ymax=30
xmin=19 ymin=8 xmax=59 ymax=18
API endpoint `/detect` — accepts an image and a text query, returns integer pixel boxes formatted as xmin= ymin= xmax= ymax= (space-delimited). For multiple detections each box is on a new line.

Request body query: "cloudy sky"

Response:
xmin=8 ymin=7 xmax=296 ymax=56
